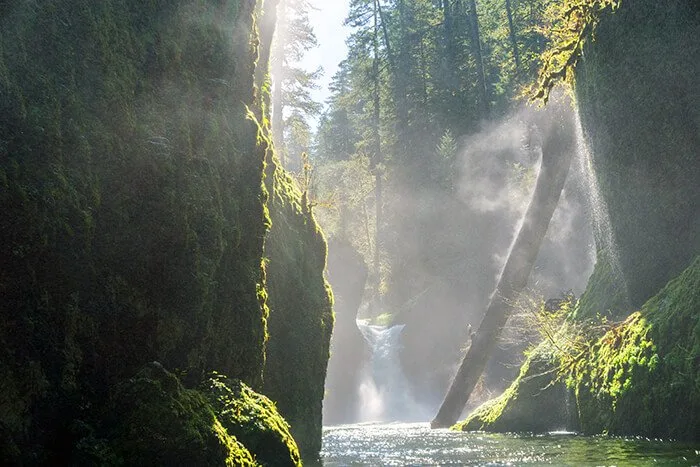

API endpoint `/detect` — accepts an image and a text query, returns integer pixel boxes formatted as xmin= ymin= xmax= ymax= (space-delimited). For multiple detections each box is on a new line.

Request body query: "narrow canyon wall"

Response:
xmin=0 ymin=0 xmax=332 ymax=461
xmin=454 ymin=0 xmax=700 ymax=439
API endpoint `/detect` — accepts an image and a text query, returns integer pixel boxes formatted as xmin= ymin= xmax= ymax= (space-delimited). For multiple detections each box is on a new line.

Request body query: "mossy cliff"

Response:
xmin=263 ymin=160 xmax=334 ymax=460
xmin=74 ymin=364 xmax=301 ymax=466
xmin=571 ymin=257 xmax=700 ymax=439
xmin=456 ymin=257 xmax=700 ymax=439
xmin=566 ymin=0 xmax=700 ymax=437
xmin=0 ymin=0 xmax=332 ymax=462
xmin=455 ymin=0 xmax=699 ymax=438
xmin=575 ymin=0 xmax=700 ymax=308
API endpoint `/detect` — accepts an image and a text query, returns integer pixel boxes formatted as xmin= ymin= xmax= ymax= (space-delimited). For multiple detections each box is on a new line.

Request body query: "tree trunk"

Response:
xmin=377 ymin=0 xmax=408 ymax=162
xmin=505 ymin=0 xmax=521 ymax=75
xmin=466 ymin=0 xmax=489 ymax=117
xmin=256 ymin=0 xmax=280 ymax=91
xmin=442 ymin=0 xmax=457 ymax=90
xmin=372 ymin=0 xmax=383 ymax=303
xmin=431 ymin=100 xmax=576 ymax=429
xmin=271 ymin=0 xmax=286 ymax=165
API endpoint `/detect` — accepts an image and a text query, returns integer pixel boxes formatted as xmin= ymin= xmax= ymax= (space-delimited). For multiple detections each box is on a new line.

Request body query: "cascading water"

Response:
xmin=573 ymin=110 xmax=629 ymax=299
xmin=355 ymin=319 xmax=427 ymax=422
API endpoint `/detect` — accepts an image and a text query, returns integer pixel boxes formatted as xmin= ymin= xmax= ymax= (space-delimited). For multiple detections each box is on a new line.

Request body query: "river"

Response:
xmin=320 ymin=422 xmax=700 ymax=466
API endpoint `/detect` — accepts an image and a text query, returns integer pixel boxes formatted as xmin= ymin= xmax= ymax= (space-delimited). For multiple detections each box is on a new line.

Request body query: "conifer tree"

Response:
xmin=272 ymin=0 xmax=322 ymax=168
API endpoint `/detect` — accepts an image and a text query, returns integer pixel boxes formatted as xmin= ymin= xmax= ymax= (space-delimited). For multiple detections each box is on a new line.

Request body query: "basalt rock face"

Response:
xmin=571 ymin=257 xmax=700 ymax=440
xmin=0 ymin=0 xmax=332 ymax=462
xmin=567 ymin=0 xmax=700 ymax=432
xmin=455 ymin=0 xmax=700 ymax=438
xmin=263 ymin=164 xmax=334 ymax=460
xmin=575 ymin=0 xmax=700 ymax=309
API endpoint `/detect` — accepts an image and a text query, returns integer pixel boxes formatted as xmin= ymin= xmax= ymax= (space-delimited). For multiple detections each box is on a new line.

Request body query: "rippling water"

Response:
xmin=321 ymin=423 xmax=700 ymax=466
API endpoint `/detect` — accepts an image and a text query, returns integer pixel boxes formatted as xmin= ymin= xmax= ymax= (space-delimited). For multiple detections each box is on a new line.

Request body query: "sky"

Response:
xmin=301 ymin=0 xmax=351 ymax=108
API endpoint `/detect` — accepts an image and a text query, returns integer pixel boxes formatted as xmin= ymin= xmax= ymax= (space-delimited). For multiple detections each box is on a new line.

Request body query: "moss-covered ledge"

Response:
xmin=571 ymin=256 xmax=700 ymax=439
xmin=74 ymin=363 xmax=302 ymax=466
xmin=454 ymin=256 xmax=700 ymax=440
xmin=453 ymin=342 xmax=573 ymax=433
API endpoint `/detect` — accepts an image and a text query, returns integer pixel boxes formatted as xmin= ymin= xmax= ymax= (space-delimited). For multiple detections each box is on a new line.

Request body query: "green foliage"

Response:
xmin=433 ymin=129 xmax=458 ymax=191
xmin=314 ymin=61 xmax=360 ymax=162
xmin=532 ymin=0 xmax=621 ymax=102
xmin=271 ymin=0 xmax=322 ymax=164
xmin=312 ymin=0 xmax=555 ymax=320
xmin=283 ymin=110 xmax=315 ymax=172
xmin=312 ymin=155 xmax=376 ymax=264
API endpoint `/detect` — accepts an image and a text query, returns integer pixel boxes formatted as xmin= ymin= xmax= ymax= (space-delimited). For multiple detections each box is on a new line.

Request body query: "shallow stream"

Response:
xmin=321 ymin=422 xmax=700 ymax=466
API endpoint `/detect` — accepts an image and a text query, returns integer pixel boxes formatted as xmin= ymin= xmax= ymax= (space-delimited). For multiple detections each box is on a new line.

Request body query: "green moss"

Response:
xmin=455 ymin=257 xmax=700 ymax=439
xmin=76 ymin=365 xmax=305 ymax=466
xmin=372 ymin=312 xmax=396 ymax=327
xmin=88 ymin=363 xmax=256 ymax=466
xmin=533 ymin=0 xmax=621 ymax=102
xmin=455 ymin=0 xmax=700 ymax=439
xmin=202 ymin=372 xmax=301 ymax=466
xmin=0 ymin=0 xmax=274 ymax=460
xmin=574 ymin=251 xmax=630 ymax=320
xmin=572 ymin=256 xmax=700 ymax=439
xmin=262 ymin=158 xmax=334 ymax=460
xmin=453 ymin=343 xmax=572 ymax=433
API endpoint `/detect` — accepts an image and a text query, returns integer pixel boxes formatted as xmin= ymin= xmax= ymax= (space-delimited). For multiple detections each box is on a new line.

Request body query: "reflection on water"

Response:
xmin=321 ymin=422 xmax=700 ymax=466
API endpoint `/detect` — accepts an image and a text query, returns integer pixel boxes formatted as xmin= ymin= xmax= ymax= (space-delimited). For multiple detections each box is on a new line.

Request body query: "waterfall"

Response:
xmin=355 ymin=319 xmax=426 ymax=422
xmin=573 ymin=110 xmax=628 ymax=296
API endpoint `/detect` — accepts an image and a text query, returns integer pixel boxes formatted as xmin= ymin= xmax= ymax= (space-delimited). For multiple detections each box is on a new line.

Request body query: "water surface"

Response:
xmin=321 ymin=422 xmax=700 ymax=466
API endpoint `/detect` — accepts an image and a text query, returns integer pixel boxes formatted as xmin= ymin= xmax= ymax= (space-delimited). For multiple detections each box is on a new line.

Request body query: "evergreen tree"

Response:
xmin=272 ymin=0 xmax=323 ymax=168
xmin=314 ymin=0 xmax=554 ymax=317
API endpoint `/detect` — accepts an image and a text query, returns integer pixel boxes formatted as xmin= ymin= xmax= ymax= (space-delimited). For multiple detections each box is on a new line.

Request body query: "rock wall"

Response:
xmin=0 ymin=0 xmax=333 ymax=462
xmin=571 ymin=257 xmax=700 ymax=439
xmin=263 ymin=163 xmax=334 ymax=460
xmin=454 ymin=0 xmax=700 ymax=438
xmin=456 ymin=258 xmax=700 ymax=440
xmin=576 ymin=0 xmax=700 ymax=308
